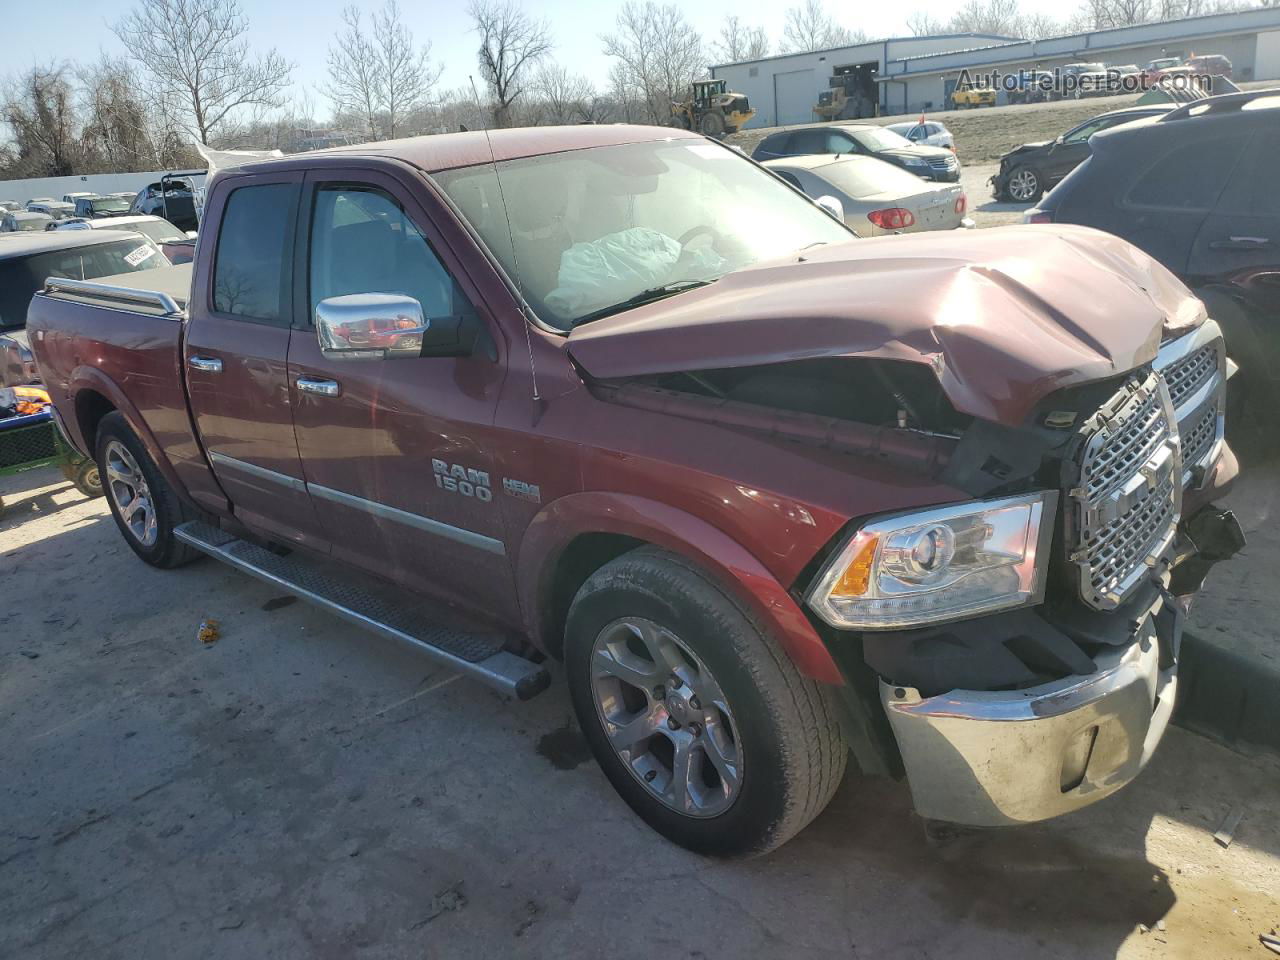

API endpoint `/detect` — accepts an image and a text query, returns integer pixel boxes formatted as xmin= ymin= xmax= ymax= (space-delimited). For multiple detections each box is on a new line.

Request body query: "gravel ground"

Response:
xmin=3 ymin=468 xmax=1279 ymax=959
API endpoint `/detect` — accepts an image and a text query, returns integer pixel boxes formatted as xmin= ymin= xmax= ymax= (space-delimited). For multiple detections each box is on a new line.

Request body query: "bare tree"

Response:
xmin=469 ymin=0 xmax=553 ymax=127
xmin=2 ymin=66 xmax=82 ymax=177
xmin=78 ymin=57 xmax=156 ymax=171
xmin=713 ymin=16 xmax=770 ymax=63
xmin=781 ymin=0 xmax=865 ymax=52
xmin=603 ymin=2 xmax=706 ymax=124
xmin=112 ymin=0 xmax=293 ymax=145
xmin=529 ymin=63 xmax=597 ymax=124
xmin=906 ymin=11 xmax=947 ymax=35
xmin=326 ymin=7 xmax=381 ymax=139
xmin=1015 ymin=10 xmax=1062 ymax=37
xmin=374 ymin=0 xmax=442 ymax=138
xmin=948 ymin=0 xmax=1026 ymax=34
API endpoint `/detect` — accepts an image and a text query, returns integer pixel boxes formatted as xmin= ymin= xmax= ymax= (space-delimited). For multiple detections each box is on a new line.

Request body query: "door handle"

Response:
xmin=296 ymin=377 xmax=341 ymax=397
xmin=1210 ymin=236 xmax=1272 ymax=250
xmin=188 ymin=355 xmax=223 ymax=373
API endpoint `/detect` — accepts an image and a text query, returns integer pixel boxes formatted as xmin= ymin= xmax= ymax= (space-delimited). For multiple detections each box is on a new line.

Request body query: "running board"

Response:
xmin=174 ymin=521 xmax=550 ymax=700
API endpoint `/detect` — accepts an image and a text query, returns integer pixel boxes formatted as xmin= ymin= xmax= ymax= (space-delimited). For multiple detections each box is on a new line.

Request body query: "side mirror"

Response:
xmin=815 ymin=195 xmax=846 ymax=222
xmin=185 ymin=230 xmax=198 ymax=239
xmin=316 ymin=293 xmax=429 ymax=360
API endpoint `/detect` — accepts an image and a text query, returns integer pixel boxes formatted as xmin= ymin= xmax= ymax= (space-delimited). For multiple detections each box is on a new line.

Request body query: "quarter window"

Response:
xmin=1126 ymin=134 xmax=1249 ymax=210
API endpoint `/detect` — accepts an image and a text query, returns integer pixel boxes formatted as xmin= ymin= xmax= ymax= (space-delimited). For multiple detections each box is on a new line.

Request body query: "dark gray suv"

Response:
xmin=1030 ymin=89 xmax=1280 ymax=459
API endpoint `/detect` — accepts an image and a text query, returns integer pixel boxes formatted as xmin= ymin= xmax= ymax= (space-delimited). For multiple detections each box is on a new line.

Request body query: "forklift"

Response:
xmin=671 ymin=79 xmax=755 ymax=138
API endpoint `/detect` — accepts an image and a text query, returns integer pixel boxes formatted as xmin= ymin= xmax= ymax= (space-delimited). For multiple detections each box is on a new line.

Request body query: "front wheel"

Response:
xmin=565 ymin=547 xmax=847 ymax=858
xmin=96 ymin=411 xmax=201 ymax=568
xmin=698 ymin=110 xmax=726 ymax=138
xmin=1006 ymin=164 xmax=1043 ymax=202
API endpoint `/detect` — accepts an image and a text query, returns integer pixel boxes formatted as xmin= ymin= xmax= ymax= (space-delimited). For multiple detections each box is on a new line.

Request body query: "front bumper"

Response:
xmin=882 ymin=594 xmax=1178 ymax=826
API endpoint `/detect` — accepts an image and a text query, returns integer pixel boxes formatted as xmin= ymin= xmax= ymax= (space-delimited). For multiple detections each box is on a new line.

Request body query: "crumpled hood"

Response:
xmin=568 ymin=225 xmax=1206 ymax=427
xmin=1003 ymin=140 xmax=1051 ymax=160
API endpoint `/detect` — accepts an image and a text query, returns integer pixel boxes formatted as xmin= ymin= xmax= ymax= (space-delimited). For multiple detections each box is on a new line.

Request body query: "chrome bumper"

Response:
xmin=881 ymin=609 xmax=1176 ymax=826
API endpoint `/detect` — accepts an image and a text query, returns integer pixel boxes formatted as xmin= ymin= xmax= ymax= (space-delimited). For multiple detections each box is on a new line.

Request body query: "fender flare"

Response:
xmin=516 ymin=491 xmax=844 ymax=685
xmin=66 ymin=366 xmax=188 ymax=498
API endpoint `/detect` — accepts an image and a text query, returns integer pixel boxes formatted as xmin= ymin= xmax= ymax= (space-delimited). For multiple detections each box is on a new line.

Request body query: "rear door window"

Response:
xmin=1125 ymin=134 xmax=1249 ymax=210
xmin=212 ymin=183 xmax=296 ymax=323
xmin=1212 ymin=129 xmax=1280 ymax=217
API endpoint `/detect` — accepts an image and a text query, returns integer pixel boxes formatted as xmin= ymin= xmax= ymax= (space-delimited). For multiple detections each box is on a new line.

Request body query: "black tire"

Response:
xmin=565 ymin=547 xmax=847 ymax=858
xmin=1006 ymin=164 xmax=1043 ymax=203
xmin=698 ymin=110 xmax=726 ymax=138
xmin=72 ymin=458 xmax=103 ymax=499
xmin=96 ymin=411 xmax=201 ymax=568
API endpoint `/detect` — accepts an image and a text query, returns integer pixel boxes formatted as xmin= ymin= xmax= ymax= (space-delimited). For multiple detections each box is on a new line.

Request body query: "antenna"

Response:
xmin=470 ymin=74 xmax=540 ymax=403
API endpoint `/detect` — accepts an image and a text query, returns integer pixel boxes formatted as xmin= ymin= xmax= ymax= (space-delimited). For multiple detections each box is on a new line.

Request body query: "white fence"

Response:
xmin=0 ymin=169 xmax=208 ymax=206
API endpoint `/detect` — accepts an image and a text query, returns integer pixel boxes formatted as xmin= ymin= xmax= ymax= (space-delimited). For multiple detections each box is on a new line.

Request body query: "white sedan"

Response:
xmin=765 ymin=154 xmax=974 ymax=236
xmin=886 ymin=119 xmax=956 ymax=152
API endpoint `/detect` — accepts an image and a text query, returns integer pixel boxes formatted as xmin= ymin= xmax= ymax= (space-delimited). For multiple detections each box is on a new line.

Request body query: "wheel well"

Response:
xmin=75 ymin=390 xmax=116 ymax=456
xmin=541 ymin=533 xmax=643 ymax=661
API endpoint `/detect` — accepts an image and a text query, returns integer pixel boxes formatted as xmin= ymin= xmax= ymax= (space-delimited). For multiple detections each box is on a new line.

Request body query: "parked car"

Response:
xmin=129 ymin=180 xmax=199 ymax=231
xmin=0 ymin=231 xmax=168 ymax=387
xmin=990 ymin=104 xmax=1172 ymax=201
xmin=61 ymin=191 xmax=96 ymax=203
xmin=1 ymin=212 xmax=54 ymax=233
xmin=51 ymin=213 xmax=193 ymax=262
xmin=26 ymin=200 xmax=75 ymax=220
xmin=1186 ymin=53 xmax=1233 ymax=80
xmin=1057 ymin=62 xmax=1109 ymax=99
xmin=1141 ymin=57 xmax=1183 ymax=87
xmin=1105 ymin=64 xmax=1142 ymax=94
xmin=1026 ymin=88 xmax=1279 ymax=459
xmin=73 ymin=195 xmax=133 ymax=219
xmin=1008 ymin=69 xmax=1055 ymax=104
xmin=25 ymin=197 xmax=55 ymax=206
xmin=752 ymin=123 xmax=960 ymax=181
xmin=764 ymin=154 xmax=972 ymax=234
xmin=885 ymin=119 xmax=955 ymax=151
xmin=26 ymin=124 xmax=1241 ymax=857
xmin=0 ymin=200 xmax=22 ymax=212
xmin=952 ymin=82 xmax=996 ymax=108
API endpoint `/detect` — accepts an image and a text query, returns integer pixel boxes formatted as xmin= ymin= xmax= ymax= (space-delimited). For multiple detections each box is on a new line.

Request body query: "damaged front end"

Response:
xmin=589 ymin=317 xmax=1244 ymax=827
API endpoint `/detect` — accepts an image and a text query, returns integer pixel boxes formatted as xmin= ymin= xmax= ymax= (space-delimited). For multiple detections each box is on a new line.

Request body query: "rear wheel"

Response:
xmin=565 ymin=547 xmax=847 ymax=858
xmin=96 ymin=412 xmax=201 ymax=568
xmin=1006 ymin=164 xmax=1043 ymax=202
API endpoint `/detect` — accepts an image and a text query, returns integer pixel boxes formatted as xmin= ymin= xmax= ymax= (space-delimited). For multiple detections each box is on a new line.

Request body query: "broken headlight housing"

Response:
xmin=806 ymin=492 xmax=1058 ymax=630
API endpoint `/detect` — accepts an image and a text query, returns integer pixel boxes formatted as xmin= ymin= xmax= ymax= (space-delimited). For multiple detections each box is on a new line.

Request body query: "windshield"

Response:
xmin=90 ymin=197 xmax=131 ymax=214
xmin=0 ymin=237 xmax=165 ymax=330
xmin=850 ymin=127 xmax=914 ymax=152
xmin=13 ymin=217 xmax=51 ymax=232
xmin=435 ymin=139 xmax=852 ymax=330
xmin=813 ymin=158 xmax=934 ymax=198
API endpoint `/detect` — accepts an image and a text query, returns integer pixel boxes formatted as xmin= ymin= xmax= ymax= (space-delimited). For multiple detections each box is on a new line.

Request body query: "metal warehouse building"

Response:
xmin=711 ymin=6 xmax=1280 ymax=125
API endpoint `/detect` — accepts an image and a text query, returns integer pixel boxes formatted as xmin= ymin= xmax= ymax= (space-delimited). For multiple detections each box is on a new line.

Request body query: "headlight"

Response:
xmin=903 ymin=157 xmax=926 ymax=166
xmin=806 ymin=492 xmax=1057 ymax=630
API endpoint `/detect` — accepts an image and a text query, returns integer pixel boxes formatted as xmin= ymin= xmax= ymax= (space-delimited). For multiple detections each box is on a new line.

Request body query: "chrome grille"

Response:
xmin=925 ymin=155 xmax=958 ymax=170
xmin=1070 ymin=371 xmax=1181 ymax=611
xmin=1181 ymin=404 xmax=1218 ymax=470
xmin=1163 ymin=344 xmax=1216 ymax=408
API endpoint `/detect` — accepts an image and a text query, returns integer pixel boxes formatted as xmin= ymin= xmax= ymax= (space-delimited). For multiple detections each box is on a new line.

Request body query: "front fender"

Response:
xmin=517 ymin=491 xmax=844 ymax=685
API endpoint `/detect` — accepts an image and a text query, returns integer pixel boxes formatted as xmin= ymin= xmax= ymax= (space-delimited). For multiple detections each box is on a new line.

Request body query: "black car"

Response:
xmin=990 ymin=105 xmax=1171 ymax=202
xmin=1030 ymin=89 xmax=1280 ymax=460
xmin=751 ymin=123 xmax=960 ymax=182
xmin=72 ymin=195 xmax=133 ymax=219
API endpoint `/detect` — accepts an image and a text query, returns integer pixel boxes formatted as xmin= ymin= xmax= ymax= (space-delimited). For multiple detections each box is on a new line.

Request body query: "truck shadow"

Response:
xmin=0 ymin=466 xmax=100 ymax=534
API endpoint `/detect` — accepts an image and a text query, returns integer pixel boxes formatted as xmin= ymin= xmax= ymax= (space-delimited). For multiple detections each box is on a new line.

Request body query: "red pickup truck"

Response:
xmin=27 ymin=125 xmax=1243 ymax=857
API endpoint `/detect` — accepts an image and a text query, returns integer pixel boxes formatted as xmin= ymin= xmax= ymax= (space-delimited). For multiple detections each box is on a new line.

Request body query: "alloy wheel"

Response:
xmin=590 ymin=617 xmax=742 ymax=818
xmin=105 ymin=440 xmax=158 ymax=546
xmin=1009 ymin=168 xmax=1039 ymax=201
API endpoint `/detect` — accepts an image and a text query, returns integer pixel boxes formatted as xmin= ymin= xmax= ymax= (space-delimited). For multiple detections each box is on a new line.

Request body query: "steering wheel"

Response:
xmin=677 ymin=225 xmax=721 ymax=249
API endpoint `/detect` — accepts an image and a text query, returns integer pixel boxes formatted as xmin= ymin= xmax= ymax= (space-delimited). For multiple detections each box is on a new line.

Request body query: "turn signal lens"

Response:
xmin=954 ymin=193 xmax=967 ymax=215
xmin=867 ymin=207 xmax=916 ymax=230
xmin=831 ymin=534 xmax=879 ymax=598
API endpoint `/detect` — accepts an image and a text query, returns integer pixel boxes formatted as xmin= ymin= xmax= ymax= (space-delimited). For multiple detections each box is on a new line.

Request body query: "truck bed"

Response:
xmin=42 ymin=262 xmax=192 ymax=316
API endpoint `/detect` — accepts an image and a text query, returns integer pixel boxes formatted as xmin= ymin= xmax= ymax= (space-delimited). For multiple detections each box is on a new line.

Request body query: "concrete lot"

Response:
xmin=3 ymin=468 xmax=1280 ymax=960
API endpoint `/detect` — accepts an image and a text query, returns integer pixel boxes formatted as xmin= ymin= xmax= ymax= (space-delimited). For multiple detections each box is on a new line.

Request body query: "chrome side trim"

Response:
xmin=307 ymin=482 xmax=506 ymax=556
xmin=208 ymin=451 xmax=307 ymax=493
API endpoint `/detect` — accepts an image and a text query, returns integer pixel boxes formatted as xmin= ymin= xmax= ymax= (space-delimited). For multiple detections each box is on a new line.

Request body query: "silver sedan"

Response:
xmin=764 ymin=154 xmax=974 ymax=236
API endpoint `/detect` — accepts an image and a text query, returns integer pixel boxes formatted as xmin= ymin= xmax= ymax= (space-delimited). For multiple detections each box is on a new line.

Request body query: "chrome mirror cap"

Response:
xmin=815 ymin=195 xmax=845 ymax=222
xmin=315 ymin=293 xmax=427 ymax=360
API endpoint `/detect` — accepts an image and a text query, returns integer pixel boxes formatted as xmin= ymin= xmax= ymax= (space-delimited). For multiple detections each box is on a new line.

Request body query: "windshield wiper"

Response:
xmin=572 ymin=279 xmax=715 ymax=327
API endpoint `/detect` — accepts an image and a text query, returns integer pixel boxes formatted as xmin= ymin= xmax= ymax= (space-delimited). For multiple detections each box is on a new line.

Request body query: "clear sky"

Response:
xmin=0 ymin=0 xmax=1055 ymax=111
